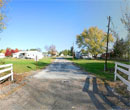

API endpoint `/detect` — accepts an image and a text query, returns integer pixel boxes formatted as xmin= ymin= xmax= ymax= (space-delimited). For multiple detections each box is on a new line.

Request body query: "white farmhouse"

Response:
xmin=13 ymin=51 xmax=26 ymax=58
xmin=60 ymin=53 xmax=64 ymax=57
xmin=25 ymin=51 xmax=43 ymax=59
xmin=82 ymin=53 xmax=93 ymax=59
xmin=13 ymin=51 xmax=43 ymax=60
xmin=0 ymin=53 xmax=5 ymax=58
xmin=75 ymin=51 xmax=93 ymax=59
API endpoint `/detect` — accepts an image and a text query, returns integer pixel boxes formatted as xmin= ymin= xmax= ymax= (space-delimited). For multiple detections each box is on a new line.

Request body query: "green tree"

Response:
xmin=0 ymin=49 xmax=5 ymax=53
xmin=113 ymin=38 xmax=127 ymax=58
xmin=81 ymin=49 xmax=87 ymax=54
xmin=70 ymin=46 xmax=75 ymax=58
xmin=30 ymin=48 xmax=41 ymax=52
xmin=76 ymin=27 xmax=114 ymax=57
xmin=59 ymin=49 xmax=71 ymax=56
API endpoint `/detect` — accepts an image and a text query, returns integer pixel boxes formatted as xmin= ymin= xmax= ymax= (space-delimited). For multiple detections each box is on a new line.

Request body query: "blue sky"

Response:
xmin=0 ymin=0 xmax=129 ymax=52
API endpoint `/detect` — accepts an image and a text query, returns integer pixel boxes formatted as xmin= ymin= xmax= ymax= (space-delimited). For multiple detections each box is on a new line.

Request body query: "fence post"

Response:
xmin=11 ymin=64 xmax=13 ymax=81
xmin=127 ymin=66 xmax=130 ymax=91
xmin=128 ymin=66 xmax=130 ymax=80
xmin=114 ymin=62 xmax=117 ymax=81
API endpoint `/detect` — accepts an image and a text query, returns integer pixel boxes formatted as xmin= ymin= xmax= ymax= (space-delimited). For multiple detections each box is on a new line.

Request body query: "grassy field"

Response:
xmin=67 ymin=58 xmax=130 ymax=81
xmin=0 ymin=58 xmax=53 ymax=74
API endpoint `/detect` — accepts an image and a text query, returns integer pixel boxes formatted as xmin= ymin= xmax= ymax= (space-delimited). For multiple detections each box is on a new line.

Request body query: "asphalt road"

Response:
xmin=0 ymin=58 xmax=129 ymax=110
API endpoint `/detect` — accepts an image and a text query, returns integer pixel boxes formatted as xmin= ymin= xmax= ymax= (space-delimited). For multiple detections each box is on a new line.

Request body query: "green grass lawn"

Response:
xmin=67 ymin=58 xmax=130 ymax=81
xmin=0 ymin=58 xmax=53 ymax=74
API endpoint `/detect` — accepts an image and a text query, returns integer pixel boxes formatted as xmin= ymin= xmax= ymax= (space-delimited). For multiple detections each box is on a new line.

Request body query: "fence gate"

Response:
xmin=0 ymin=64 xmax=13 ymax=82
xmin=114 ymin=62 xmax=130 ymax=91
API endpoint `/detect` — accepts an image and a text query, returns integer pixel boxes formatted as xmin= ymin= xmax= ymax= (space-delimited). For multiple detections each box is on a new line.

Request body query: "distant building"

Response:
xmin=13 ymin=51 xmax=26 ymax=58
xmin=101 ymin=53 xmax=111 ymax=59
xmin=13 ymin=51 xmax=43 ymax=60
xmin=60 ymin=54 xmax=64 ymax=57
xmin=101 ymin=50 xmax=113 ymax=59
xmin=97 ymin=54 xmax=102 ymax=58
xmin=42 ymin=52 xmax=48 ymax=57
xmin=0 ymin=53 xmax=5 ymax=58
xmin=75 ymin=51 xmax=93 ymax=59
xmin=82 ymin=53 xmax=93 ymax=59
xmin=75 ymin=51 xmax=82 ymax=59
xmin=52 ymin=51 xmax=58 ymax=56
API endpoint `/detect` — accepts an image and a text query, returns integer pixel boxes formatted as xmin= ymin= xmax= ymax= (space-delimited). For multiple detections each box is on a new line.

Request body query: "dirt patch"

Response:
xmin=0 ymin=68 xmax=45 ymax=88
xmin=0 ymin=71 xmax=33 ymax=90
xmin=114 ymin=83 xmax=130 ymax=98
xmin=0 ymin=73 xmax=26 ymax=89
xmin=0 ymin=79 xmax=11 ymax=89
xmin=96 ymin=78 xmax=130 ymax=107
xmin=106 ymin=80 xmax=130 ymax=98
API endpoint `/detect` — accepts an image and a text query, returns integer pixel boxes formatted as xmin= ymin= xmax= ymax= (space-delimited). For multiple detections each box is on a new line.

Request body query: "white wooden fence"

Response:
xmin=114 ymin=62 xmax=130 ymax=91
xmin=0 ymin=64 xmax=13 ymax=81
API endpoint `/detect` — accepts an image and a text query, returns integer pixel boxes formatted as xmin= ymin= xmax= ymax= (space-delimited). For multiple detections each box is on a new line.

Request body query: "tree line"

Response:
xmin=0 ymin=48 xmax=19 ymax=56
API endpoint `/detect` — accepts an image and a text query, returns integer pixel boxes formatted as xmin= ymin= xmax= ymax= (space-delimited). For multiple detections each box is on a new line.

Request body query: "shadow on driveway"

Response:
xmin=83 ymin=77 xmax=130 ymax=110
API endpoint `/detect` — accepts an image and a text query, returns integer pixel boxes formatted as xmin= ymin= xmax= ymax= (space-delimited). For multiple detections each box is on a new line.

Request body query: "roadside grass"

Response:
xmin=0 ymin=58 xmax=53 ymax=74
xmin=67 ymin=58 xmax=130 ymax=81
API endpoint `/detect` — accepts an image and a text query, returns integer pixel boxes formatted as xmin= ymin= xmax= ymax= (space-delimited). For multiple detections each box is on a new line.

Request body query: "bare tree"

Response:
xmin=45 ymin=45 xmax=57 ymax=56
xmin=121 ymin=0 xmax=130 ymax=61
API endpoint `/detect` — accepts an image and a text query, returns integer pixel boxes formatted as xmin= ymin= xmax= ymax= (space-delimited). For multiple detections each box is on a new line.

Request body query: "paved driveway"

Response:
xmin=0 ymin=58 xmax=129 ymax=110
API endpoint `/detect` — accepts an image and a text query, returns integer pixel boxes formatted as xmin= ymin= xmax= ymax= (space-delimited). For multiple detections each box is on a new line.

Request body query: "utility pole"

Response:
xmin=105 ymin=16 xmax=111 ymax=71
xmin=73 ymin=42 xmax=74 ymax=59
xmin=71 ymin=43 xmax=74 ymax=60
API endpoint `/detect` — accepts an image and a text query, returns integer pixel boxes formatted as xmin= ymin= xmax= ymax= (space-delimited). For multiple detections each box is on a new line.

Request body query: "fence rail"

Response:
xmin=0 ymin=64 xmax=13 ymax=82
xmin=114 ymin=62 xmax=130 ymax=91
